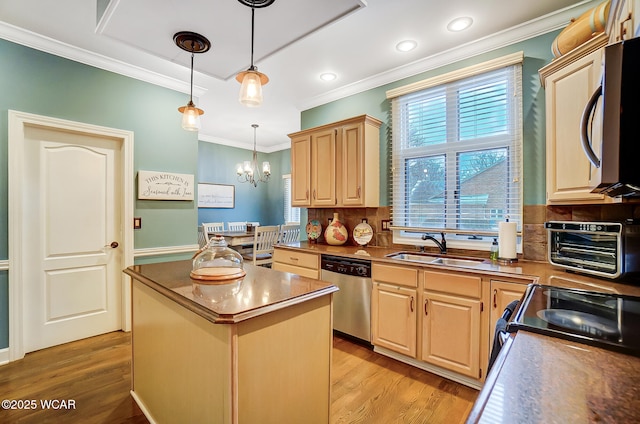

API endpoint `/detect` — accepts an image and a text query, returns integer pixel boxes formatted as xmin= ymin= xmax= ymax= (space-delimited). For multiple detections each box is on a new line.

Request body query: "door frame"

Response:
xmin=7 ymin=110 xmax=134 ymax=361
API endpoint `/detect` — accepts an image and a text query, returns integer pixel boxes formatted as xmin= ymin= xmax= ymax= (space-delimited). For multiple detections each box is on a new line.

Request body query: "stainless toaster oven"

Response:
xmin=545 ymin=220 xmax=640 ymax=281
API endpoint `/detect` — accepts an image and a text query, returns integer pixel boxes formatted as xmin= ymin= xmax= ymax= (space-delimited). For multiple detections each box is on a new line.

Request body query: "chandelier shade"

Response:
xmin=236 ymin=124 xmax=270 ymax=187
xmin=173 ymin=31 xmax=210 ymax=131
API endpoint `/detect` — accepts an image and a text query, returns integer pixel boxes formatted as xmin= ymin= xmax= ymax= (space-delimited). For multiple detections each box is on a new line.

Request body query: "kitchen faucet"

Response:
xmin=421 ymin=232 xmax=447 ymax=254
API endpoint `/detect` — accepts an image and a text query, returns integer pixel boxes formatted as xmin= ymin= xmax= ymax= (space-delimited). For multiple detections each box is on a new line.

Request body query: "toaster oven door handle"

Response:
xmin=580 ymin=84 xmax=602 ymax=169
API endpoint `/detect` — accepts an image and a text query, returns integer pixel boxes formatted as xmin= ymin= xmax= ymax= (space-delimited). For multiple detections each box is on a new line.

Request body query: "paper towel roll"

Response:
xmin=498 ymin=221 xmax=517 ymax=260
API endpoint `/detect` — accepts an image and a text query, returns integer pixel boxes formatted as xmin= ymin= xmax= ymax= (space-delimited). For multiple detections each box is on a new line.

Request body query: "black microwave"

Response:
xmin=581 ymin=37 xmax=640 ymax=197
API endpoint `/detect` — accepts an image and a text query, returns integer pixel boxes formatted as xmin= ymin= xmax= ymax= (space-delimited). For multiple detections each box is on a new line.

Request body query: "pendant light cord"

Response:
xmin=189 ymin=52 xmax=194 ymax=103
xmin=250 ymin=6 xmax=255 ymax=70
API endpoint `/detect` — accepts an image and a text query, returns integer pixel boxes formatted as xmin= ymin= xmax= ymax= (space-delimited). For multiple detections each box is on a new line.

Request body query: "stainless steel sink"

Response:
xmin=429 ymin=257 xmax=485 ymax=267
xmin=385 ymin=252 xmax=441 ymax=263
xmin=386 ymin=251 xmax=486 ymax=268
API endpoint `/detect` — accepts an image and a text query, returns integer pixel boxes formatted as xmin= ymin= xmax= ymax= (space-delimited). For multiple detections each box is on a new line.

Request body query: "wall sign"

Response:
xmin=137 ymin=170 xmax=194 ymax=200
xmin=197 ymin=183 xmax=235 ymax=208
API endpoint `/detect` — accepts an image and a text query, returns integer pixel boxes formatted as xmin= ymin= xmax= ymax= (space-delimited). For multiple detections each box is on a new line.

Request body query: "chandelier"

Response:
xmin=236 ymin=124 xmax=270 ymax=187
xmin=173 ymin=31 xmax=210 ymax=131
xmin=235 ymin=0 xmax=275 ymax=107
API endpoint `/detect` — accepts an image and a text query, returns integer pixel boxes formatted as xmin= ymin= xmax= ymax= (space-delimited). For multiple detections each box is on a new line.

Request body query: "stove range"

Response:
xmin=508 ymin=284 xmax=640 ymax=357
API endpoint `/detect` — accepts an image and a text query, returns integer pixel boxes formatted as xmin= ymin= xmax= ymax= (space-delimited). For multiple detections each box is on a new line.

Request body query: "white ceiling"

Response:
xmin=0 ymin=0 xmax=598 ymax=152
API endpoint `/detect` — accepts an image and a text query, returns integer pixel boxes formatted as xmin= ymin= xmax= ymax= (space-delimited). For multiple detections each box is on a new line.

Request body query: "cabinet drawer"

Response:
xmin=423 ymin=270 xmax=481 ymax=298
xmin=272 ymin=262 xmax=319 ymax=279
xmin=372 ymin=264 xmax=418 ymax=288
xmin=273 ymin=249 xmax=319 ymax=269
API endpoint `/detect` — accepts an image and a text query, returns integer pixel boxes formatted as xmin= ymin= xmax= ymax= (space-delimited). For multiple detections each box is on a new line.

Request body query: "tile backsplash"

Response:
xmin=307 ymin=203 xmax=640 ymax=262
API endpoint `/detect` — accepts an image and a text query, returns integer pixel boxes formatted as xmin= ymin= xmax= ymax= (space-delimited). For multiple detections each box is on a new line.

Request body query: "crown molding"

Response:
xmin=0 ymin=21 xmax=207 ymax=97
xmin=298 ymin=0 xmax=597 ymax=110
xmin=198 ymin=133 xmax=290 ymax=153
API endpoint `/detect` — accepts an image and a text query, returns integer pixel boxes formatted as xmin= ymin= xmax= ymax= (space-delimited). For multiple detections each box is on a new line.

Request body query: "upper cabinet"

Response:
xmin=540 ymin=0 xmax=637 ymax=205
xmin=608 ymin=0 xmax=637 ymax=43
xmin=289 ymin=115 xmax=381 ymax=208
xmin=540 ymin=34 xmax=615 ymax=205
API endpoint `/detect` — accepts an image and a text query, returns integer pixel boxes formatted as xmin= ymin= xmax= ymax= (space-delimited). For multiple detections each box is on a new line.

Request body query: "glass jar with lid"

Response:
xmin=191 ymin=235 xmax=245 ymax=281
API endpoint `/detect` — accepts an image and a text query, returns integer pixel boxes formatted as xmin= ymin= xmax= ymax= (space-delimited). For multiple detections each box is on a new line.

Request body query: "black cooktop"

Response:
xmin=508 ymin=284 xmax=640 ymax=357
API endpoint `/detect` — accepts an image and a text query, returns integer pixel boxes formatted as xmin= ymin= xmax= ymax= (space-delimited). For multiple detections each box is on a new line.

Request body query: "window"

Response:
xmin=283 ymin=174 xmax=300 ymax=224
xmin=388 ymin=53 xmax=523 ymax=248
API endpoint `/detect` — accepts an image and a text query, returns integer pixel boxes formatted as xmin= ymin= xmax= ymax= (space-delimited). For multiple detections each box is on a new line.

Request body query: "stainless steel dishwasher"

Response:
xmin=320 ymin=254 xmax=372 ymax=343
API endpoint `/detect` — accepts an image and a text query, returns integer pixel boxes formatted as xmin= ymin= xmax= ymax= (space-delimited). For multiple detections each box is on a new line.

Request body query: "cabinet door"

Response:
xmin=291 ymin=135 xmax=311 ymax=207
xmin=489 ymin=280 xmax=527 ymax=343
xmin=311 ymin=129 xmax=336 ymax=206
xmin=372 ymin=282 xmax=417 ymax=357
xmin=545 ymin=48 xmax=612 ymax=204
xmin=341 ymin=122 xmax=364 ymax=206
xmin=421 ymin=291 xmax=481 ymax=379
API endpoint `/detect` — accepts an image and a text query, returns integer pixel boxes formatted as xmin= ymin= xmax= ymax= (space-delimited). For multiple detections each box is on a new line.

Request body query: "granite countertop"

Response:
xmin=467 ymin=331 xmax=640 ymax=423
xmin=276 ymin=242 xmax=640 ymax=296
xmin=124 ymin=260 xmax=338 ymax=324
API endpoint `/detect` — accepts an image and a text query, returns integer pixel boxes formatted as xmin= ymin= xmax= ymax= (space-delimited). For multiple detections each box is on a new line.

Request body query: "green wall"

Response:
xmin=301 ymin=30 xmax=560 ymax=206
xmin=0 ymin=39 xmax=200 ymax=348
xmin=197 ymin=142 xmax=290 ymax=226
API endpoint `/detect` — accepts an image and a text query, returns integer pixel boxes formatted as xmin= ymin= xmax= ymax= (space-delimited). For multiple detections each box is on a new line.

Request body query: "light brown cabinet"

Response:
xmin=539 ymin=34 xmax=617 ymax=205
xmin=608 ymin=0 xmax=636 ymax=44
xmin=421 ymin=270 xmax=482 ymax=379
xmin=272 ymin=249 xmax=319 ymax=279
xmin=371 ymin=263 xmax=418 ymax=357
xmin=289 ymin=115 xmax=381 ymax=208
xmin=489 ymin=279 xmax=528 ymax=345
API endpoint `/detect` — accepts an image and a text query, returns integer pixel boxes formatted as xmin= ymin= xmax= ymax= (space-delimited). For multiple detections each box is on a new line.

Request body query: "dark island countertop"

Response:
xmin=124 ymin=260 xmax=338 ymax=324
xmin=467 ymin=331 xmax=640 ymax=423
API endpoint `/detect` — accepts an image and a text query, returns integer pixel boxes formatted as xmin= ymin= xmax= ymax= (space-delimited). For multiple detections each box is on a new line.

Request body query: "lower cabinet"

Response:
xmin=272 ymin=248 xmax=319 ymax=279
xmin=421 ymin=271 xmax=482 ymax=379
xmin=489 ymin=279 xmax=528 ymax=343
xmin=371 ymin=263 xmax=418 ymax=357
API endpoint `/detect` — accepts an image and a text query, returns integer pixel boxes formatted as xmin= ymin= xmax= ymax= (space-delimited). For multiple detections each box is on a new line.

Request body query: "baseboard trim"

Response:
xmin=130 ymin=390 xmax=157 ymax=424
xmin=0 ymin=348 xmax=9 ymax=366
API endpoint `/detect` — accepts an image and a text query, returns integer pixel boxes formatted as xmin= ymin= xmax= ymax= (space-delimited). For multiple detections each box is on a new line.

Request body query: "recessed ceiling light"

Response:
xmin=320 ymin=72 xmax=337 ymax=81
xmin=396 ymin=40 xmax=417 ymax=52
xmin=447 ymin=17 xmax=473 ymax=32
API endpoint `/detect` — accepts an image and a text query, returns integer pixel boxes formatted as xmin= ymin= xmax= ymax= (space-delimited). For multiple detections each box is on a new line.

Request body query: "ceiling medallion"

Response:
xmin=173 ymin=31 xmax=211 ymax=131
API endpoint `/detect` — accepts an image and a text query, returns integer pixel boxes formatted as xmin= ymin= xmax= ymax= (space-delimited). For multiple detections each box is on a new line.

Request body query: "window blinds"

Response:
xmin=390 ymin=61 xmax=523 ymax=235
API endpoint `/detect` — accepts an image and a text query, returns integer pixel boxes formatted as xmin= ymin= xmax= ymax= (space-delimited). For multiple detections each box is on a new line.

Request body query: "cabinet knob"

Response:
xmin=409 ymin=296 xmax=414 ymax=313
xmin=104 ymin=241 xmax=119 ymax=249
xmin=424 ymin=299 xmax=428 ymax=316
xmin=493 ymin=289 xmax=497 ymax=309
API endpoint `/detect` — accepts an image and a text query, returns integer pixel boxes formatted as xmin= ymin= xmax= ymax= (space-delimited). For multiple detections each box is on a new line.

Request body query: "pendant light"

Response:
xmin=236 ymin=124 xmax=271 ymax=187
xmin=235 ymin=0 xmax=275 ymax=107
xmin=174 ymin=31 xmax=211 ymax=131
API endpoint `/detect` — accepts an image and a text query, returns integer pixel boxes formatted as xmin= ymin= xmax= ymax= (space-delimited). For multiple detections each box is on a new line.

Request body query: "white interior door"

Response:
xmin=21 ymin=124 xmax=123 ymax=353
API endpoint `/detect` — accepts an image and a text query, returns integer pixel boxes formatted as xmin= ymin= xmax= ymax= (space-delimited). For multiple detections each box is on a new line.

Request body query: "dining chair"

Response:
xmin=242 ymin=225 xmax=280 ymax=266
xmin=202 ymin=222 xmax=225 ymax=240
xmin=227 ymin=221 xmax=247 ymax=232
xmin=278 ymin=223 xmax=300 ymax=244
xmin=197 ymin=227 xmax=208 ymax=248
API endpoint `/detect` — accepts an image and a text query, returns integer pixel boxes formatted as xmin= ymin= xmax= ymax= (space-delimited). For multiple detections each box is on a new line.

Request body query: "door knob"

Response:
xmin=105 ymin=241 xmax=119 ymax=248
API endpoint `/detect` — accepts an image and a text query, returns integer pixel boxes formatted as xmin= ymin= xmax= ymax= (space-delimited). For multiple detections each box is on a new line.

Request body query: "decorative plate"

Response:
xmin=353 ymin=222 xmax=373 ymax=246
xmin=306 ymin=219 xmax=322 ymax=241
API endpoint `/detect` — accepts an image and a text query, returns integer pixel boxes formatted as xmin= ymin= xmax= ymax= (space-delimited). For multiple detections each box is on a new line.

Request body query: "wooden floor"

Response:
xmin=0 ymin=332 xmax=477 ymax=423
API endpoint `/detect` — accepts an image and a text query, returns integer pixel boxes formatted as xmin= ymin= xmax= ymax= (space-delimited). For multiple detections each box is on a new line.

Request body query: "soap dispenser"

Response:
xmin=490 ymin=238 xmax=499 ymax=261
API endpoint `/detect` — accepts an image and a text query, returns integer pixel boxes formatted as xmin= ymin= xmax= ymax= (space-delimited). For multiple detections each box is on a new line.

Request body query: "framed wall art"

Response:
xmin=197 ymin=183 xmax=235 ymax=208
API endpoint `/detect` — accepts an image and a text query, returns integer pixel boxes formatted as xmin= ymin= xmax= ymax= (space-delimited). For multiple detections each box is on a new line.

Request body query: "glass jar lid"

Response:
xmin=191 ymin=235 xmax=245 ymax=282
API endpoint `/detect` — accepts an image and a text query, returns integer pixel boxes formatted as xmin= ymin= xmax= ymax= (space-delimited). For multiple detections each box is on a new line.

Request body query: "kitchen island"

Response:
xmin=124 ymin=260 xmax=338 ymax=424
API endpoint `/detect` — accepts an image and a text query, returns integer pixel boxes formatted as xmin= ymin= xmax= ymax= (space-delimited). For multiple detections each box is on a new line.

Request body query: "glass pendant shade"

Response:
xmin=237 ymin=70 xmax=268 ymax=107
xmin=178 ymin=101 xmax=204 ymax=131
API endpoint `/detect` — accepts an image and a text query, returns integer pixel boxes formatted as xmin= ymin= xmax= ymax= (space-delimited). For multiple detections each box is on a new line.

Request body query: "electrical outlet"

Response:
xmin=381 ymin=219 xmax=390 ymax=231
